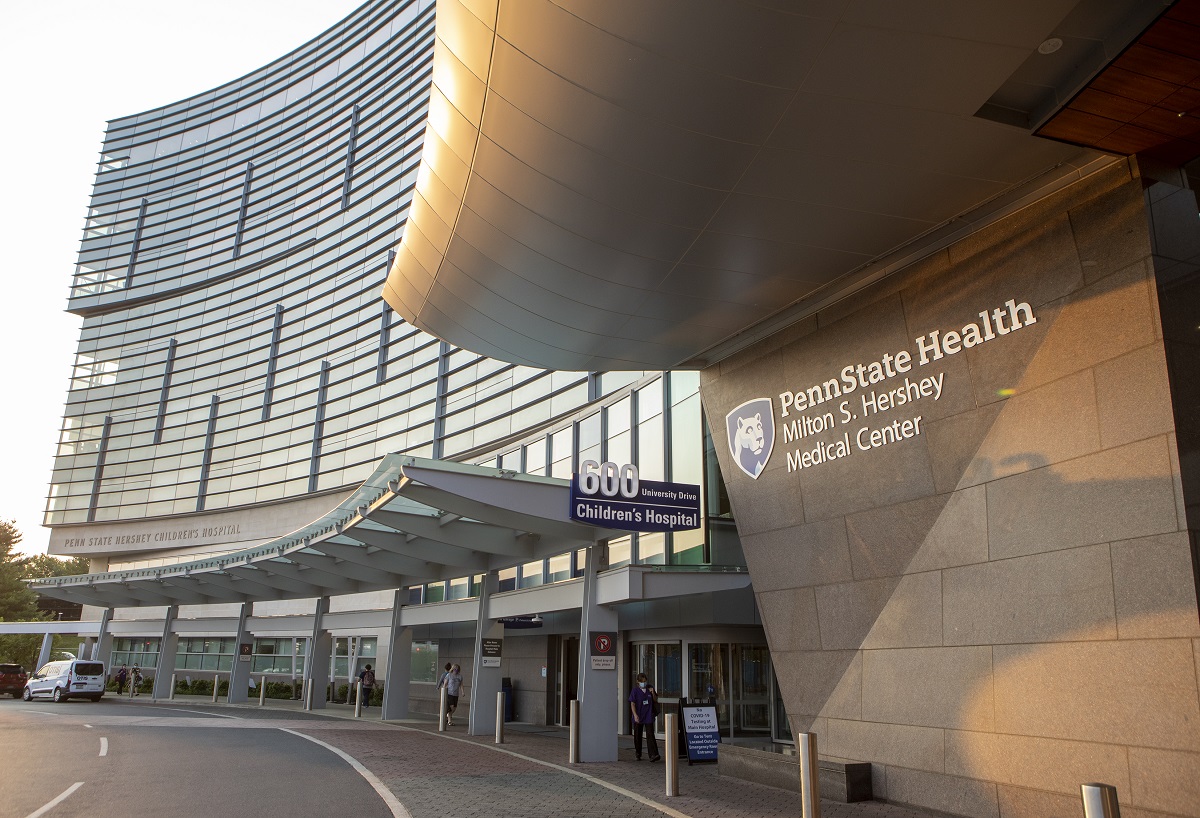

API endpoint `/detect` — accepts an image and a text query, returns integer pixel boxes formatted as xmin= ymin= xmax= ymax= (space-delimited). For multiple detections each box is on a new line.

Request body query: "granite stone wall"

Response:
xmin=701 ymin=160 xmax=1200 ymax=818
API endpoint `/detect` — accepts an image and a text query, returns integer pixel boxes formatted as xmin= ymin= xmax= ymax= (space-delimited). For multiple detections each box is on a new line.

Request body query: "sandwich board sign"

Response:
xmin=681 ymin=703 xmax=720 ymax=763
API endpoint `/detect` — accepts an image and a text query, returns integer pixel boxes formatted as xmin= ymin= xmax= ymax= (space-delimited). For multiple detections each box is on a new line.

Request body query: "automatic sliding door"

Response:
xmin=734 ymin=644 xmax=770 ymax=737
xmin=688 ymin=643 xmax=730 ymax=735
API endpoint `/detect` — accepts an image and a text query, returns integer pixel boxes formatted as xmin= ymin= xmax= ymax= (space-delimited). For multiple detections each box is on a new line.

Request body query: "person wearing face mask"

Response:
xmin=628 ymin=672 xmax=660 ymax=761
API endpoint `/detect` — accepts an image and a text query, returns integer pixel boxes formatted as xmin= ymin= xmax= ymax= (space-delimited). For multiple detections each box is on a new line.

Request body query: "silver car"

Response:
xmin=23 ymin=659 xmax=106 ymax=702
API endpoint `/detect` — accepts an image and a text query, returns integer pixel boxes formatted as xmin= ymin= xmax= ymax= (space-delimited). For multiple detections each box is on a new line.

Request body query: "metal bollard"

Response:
xmin=799 ymin=732 xmax=821 ymax=818
xmin=1081 ymin=783 xmax=1121 ymax=818
xmin=355 ymin=680 xmax=364 ymax=718
xmin=212 ymin=674 xmax=220 ymax=703
xmin=169 ymin=673 xmax=177 ymax=701
xmin=664 ymin=712 xmax=679 ymax=797
xmin=496 ymin=690 xmax=505 ymax=744
xmin=568 ymin=699 xmax=580 ymax=764
xmin=438 ymin=684 xmax=447 ymax=732
xmin=259 ymin=676 xmax=267 ymax=706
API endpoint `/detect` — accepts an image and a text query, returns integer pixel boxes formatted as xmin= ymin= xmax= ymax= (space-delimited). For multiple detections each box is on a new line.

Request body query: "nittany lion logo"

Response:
xmin=726 ymin=398 xmax=774 ymax=479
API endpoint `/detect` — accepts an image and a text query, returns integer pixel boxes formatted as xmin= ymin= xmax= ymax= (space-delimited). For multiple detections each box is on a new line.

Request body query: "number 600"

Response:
xmin=578 ymin=460 xmax=639 ymax=498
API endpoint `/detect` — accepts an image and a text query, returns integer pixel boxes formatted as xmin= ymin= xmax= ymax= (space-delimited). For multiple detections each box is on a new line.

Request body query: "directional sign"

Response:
xmin=481 ymin=637 xmax=502 ymax=668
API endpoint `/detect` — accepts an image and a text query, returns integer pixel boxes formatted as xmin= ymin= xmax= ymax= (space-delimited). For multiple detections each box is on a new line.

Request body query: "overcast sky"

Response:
xmin=0 ymin=1 xmax=364 ymax=555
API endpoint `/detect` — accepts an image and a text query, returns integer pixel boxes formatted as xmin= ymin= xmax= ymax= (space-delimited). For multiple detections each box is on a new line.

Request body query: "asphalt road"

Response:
xmin=0 ymin=696 xmax=396 ymax=818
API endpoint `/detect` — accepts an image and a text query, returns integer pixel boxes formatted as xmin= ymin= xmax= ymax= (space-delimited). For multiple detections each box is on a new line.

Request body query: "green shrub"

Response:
xmin=263 ymin=681 xmax=299 ymax=699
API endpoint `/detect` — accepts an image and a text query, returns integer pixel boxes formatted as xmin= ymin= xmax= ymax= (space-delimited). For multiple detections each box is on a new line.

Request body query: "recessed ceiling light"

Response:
xmin=1038 ymin=38 xmax=1063 ymax=55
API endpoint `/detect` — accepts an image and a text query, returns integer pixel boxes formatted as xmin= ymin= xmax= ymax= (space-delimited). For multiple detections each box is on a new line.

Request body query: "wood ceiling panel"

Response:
xmin=1036 ymin=0 xmax=1200 ymax=166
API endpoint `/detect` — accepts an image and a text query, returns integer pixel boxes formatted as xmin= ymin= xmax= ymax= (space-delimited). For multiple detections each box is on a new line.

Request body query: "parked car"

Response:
xmin=23 ymin=659 xmax=106 ymax=702
xmin=0 ymin=663 xmax=28 ymax=698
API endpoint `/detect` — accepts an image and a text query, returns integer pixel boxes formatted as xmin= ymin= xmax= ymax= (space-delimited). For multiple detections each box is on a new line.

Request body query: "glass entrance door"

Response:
xmin=631 ymin=642 xmax=681 ymax=735
xmin=555 ymin=635 xmax=578 ymax=726
xmin=688 ymin=643 xmax=730 ymax=735
xmin=733 ymin=644 xmax=771 ymax=737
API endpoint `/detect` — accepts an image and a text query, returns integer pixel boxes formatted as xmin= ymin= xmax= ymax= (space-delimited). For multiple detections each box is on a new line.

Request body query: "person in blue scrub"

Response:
xmin=629 ymin=673 xmax=660 ymax=761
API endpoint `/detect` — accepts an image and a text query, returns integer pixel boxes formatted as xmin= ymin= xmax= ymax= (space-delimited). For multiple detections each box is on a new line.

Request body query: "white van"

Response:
xmin=23 ymin=659 xmax=106 ymax=702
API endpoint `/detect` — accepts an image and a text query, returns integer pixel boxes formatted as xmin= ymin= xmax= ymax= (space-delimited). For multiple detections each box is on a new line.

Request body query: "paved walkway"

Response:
xmin=153 ymin=695 xmax=936 ymax=818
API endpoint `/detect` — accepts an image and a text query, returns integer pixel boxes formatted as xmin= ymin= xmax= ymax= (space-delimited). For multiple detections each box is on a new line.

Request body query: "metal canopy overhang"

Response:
xmin=381 ymin=0 xmax=1161 ymax=372
xmin=29 ymin=456 xmax=618 ymax=609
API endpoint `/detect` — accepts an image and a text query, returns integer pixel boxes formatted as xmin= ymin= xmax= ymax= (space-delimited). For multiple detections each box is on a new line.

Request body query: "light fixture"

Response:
xmin=1038 ymin=38 xmax=1063 ymax=55
xmin=530 ymin=614 xmax=543 ymax=623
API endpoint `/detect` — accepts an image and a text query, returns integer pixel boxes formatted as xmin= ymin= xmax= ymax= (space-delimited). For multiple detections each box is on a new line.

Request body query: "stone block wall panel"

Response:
xmin=700 ymin=165 xmax=1200 ymax=817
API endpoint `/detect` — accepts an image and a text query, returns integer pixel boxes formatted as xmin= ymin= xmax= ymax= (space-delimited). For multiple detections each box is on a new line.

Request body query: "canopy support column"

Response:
xmin=469 ymin=571 xmax=503 ymax=736
xmin=91 ymin=607 xmax=114 ymax=661
xmin=576 ymin=544 xmax=618 ymax=761
xmin=227 ymin=602 xmax=254 ymax=703
xmin=305 ymin=597 xmax=332 ymax=710
xmin=381 ymin=589 xmax=411 ymax=720
xmin=36 ymin=632 xmax=54 ymax=671
xmin=152 ymin=605 xmax=178 ymax=699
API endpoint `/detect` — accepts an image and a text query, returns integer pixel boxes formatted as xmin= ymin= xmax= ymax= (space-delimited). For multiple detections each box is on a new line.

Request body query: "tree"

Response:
xmin=0 ymin=520 xmax=40 ymax=622
xmin=0 ymin=522 xmax=99 ymax=667
xmin=0 ymin=520 xmax=46 ymax=669
xmin=19 ymin=553 xmax=91 ymax=579
xmin=20 ymin=552 xmax=90 ymax=622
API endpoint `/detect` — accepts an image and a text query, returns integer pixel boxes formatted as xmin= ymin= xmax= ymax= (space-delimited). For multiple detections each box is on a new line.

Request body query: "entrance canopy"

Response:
xmin=382 ymin=0 xmax=1163 ymax=372
xmin=30 ymin=456 xmax=617 ymax=609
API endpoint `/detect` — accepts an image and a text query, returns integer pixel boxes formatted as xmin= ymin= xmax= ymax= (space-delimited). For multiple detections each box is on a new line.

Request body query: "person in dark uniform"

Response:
xmin=628 ymin=673 xmax=660 ymax=761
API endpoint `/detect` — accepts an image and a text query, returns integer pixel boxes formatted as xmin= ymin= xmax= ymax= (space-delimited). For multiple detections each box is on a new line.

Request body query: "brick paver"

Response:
xmin=160 ymin=696 xmax=938 ymax=818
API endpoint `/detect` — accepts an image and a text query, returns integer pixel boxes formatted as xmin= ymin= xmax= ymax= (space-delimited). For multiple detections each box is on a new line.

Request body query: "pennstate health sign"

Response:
xmin=569 ymin=461 xmax=701 ymax=532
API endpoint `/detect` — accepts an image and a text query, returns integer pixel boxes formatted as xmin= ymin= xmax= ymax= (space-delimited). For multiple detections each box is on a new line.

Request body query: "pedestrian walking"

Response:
xmin=132 ymin=665 xmax=143 ymax=696
xmin=115 ymin=664 xmax=129 ymax=695
xmin=358 ymin=664 xmax=376 ymax=707
xmin=442 ymin=663 xmax=463 ymax=726
xmin=629 ymin=672 xmax=660 ymax=761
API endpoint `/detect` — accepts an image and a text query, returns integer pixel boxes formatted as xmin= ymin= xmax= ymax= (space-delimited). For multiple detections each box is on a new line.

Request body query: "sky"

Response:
xmin=0 ymin=1 xmax=364 ymax=555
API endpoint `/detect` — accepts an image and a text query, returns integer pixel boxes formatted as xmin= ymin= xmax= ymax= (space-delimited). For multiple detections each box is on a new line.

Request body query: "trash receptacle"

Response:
xmin=502 ymin=677 xmax=515 ymax=721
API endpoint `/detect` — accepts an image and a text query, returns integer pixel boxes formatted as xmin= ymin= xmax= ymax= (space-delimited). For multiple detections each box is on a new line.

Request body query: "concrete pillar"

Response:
xmin=576 ymin=544 xmax=619 ymax=762
xmin=152 ymin=606 xmax=179 ymax=699
xmin=226 ymin=602 xmax=254 ymax=703
xmin=469 ymin=572 xmax=504 ymax=737
xmin=304 ymin=597 xmax=332 ymax=710
xmin=381 ymin=589 xmax=412 ymax=720
xmin=91 ymin=608 xmax=114 ymax=662
xmin=36 ymin=632 xmax=54 ymax=671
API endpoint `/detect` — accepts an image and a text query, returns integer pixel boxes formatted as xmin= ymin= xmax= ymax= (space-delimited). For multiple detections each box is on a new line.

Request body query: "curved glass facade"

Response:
xmin=46 ymin=0 xmax=725 ymax=573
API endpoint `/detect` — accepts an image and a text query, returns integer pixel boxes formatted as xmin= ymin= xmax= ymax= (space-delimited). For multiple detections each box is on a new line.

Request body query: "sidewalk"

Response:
xmin=152 ymin=695 xmax=937 ymax=818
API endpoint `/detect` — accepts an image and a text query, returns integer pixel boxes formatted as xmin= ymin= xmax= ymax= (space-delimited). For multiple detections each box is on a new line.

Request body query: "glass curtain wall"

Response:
xmin=110 ymin=637 xmax=160 ymax=669
xmin=175 ymin=637 xmax=235 ymax=672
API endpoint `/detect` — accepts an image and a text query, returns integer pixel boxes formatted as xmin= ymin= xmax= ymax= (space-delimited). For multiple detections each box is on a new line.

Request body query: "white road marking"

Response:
xmin=396 ymin=725 xmax=693 ymax=818
xmin=99 ymin=737 xmax=108 ymax=756
xmin=152 ymin=706 xmax=240 ymax=719
xmin=84 ymin=724 xmax=93 ymax=729
xmin=24 ymin=782 xmax=84 ymax=818
xmin=278 ymin=728 xmax=412 ymax=818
